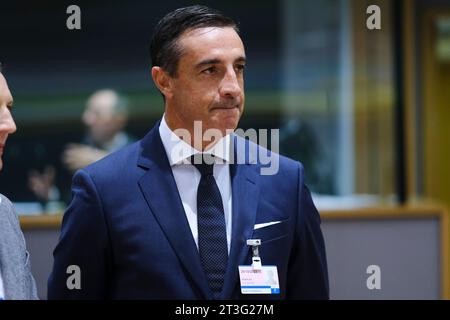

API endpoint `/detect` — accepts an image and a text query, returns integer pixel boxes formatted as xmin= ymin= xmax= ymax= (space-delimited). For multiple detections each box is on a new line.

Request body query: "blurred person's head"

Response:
xmin=82 ymin=89 xmax=129 ymax=147
xmin=0 ymin=66 xmax=17 ymax=171
xmin=150 ymin=5 xmax=246 ymax=142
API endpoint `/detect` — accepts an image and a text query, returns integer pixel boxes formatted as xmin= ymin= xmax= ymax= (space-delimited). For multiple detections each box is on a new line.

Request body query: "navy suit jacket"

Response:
xmin=48 ymin=122 xmax=329 ymax=299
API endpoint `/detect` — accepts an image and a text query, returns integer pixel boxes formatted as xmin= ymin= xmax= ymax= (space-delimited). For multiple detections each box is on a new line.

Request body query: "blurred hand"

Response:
xmin=28 ymin=165 xmax=56 ymax=202
xmin=62 ymin=143 xmax=108 ymax=172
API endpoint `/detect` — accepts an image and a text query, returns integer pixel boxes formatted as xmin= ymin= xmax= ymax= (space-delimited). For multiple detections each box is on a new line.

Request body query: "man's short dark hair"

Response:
xmin=150 ymin=5 xmax=239 ymax=77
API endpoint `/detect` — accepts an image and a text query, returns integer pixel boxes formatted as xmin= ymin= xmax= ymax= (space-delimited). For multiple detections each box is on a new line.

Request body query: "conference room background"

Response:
xmin=1 ymin=0 xmax=449 ymax=299
xmin=0 ymin=0 xmax=396 ymax=204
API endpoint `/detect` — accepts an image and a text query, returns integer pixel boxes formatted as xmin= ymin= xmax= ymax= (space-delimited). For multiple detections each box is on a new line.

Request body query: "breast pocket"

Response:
xmin=251 ymin=219 xmax=290 ymax=244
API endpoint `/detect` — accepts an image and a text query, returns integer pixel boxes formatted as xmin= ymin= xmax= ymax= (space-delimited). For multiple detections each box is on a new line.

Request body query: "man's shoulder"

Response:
xmin=0 ymin=194 xmax=15 ymax=221
xmin=80 ymin=139 xmax=143 ymax=180
xmin=233 ymin=134 xmax=302 ymax=173
xmin=0 ymin=193 xmax=13 ymax=210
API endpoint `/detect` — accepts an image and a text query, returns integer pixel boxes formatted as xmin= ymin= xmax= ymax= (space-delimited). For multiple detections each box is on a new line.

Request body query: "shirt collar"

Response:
xmin=158 ymin=115 xmax=231 ymax=166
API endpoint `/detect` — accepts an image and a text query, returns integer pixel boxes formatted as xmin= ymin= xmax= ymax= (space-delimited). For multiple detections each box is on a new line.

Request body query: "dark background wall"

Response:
xmin=0 ymin=0 xmax=283 ymax=201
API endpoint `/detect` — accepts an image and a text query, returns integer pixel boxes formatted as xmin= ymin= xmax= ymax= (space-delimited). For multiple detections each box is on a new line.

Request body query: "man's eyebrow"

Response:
xmin=195 ymin=56 xmax=247 ymax=69
xmin=195 ymin=58 xmax=222 ymax=68
xmin=235 ymin=56 xmax=246 ymax=64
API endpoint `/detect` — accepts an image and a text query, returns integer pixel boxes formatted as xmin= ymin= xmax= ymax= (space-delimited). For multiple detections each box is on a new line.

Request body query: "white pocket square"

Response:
xmin=254 ymin=221 xmax=282 ymax=230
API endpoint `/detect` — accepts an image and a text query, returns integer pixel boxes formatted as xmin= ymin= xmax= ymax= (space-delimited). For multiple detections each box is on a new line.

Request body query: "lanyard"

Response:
xmin=246 ymin=239 xmax=262 ymax=270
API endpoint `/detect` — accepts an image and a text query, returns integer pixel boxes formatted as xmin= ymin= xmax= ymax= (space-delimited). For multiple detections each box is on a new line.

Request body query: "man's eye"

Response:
xmin=235 ymin=65 xmax=246 ymax=74
xmin=202 ymin=67 xmax=216 ymax=74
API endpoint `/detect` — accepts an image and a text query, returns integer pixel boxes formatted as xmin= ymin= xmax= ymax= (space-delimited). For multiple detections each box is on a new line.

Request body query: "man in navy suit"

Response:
xmin=48 ymin=5 xmax=329 ymax=300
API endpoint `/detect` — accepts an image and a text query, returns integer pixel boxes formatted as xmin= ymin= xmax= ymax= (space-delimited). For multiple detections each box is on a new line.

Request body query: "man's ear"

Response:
xmin=151 ymin=67 xmax=173 ymax=99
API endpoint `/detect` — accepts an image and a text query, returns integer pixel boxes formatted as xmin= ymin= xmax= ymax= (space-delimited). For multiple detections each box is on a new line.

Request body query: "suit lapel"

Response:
xmin=221 ymin=136 xmax=261 ymax=299
xmin=137 ymin=125 xmax=212 ymax=299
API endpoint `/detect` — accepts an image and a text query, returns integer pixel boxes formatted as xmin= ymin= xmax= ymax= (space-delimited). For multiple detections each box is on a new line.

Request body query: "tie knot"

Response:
xmin=191 ymin=154 xmax=215 ymax=177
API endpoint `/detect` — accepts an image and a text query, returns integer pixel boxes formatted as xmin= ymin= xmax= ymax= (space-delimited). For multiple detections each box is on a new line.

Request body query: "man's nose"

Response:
xmin=1 ymin=108 xmax=17 ymax=135
xmin=219 ymin=68 xmax=242 ymax=99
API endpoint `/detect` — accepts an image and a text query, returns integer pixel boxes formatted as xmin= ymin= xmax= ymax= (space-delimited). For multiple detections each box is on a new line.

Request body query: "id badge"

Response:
xmin=238 ymin=265 xmax=280 ymax=294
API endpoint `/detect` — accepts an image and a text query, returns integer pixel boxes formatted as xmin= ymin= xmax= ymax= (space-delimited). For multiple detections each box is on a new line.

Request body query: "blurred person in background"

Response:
xmin=0 ymin=66 xmax=38 ymax=300
xmin=28 ymin=89 xmax=134 ymax=205
xmin=63 ymin=89 xmax=133 ymax=172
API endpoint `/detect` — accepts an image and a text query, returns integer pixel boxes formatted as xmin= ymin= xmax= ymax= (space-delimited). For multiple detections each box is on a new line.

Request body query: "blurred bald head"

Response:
xmin=82 ymin=89 xmax=129 ymax=146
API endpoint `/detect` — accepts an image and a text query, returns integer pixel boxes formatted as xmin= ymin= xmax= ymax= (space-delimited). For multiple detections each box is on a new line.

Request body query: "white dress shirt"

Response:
xmin=0 ymin=269 xmax=5 ymax=300
xmin=158 ymin=115 xmax=233 ymax=253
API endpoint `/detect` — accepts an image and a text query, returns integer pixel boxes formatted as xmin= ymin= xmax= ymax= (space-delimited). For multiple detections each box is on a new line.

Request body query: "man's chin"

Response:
xmin=210 ymin=108 xmax=241 ymax=126
xmin=211 ymin=120 xmax=239 ymax=135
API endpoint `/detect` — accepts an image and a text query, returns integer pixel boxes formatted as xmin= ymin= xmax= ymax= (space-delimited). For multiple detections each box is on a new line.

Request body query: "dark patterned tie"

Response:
xmin=192 ymin=154 xmax=228 ymax=299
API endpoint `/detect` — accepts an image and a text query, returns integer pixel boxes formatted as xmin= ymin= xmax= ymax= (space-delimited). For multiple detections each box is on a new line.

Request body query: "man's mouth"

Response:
xmin=211 ymin=105 xmax=238 ymax=110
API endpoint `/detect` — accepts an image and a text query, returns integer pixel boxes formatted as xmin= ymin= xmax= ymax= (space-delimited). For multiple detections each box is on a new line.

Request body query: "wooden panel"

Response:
xmin=322 ymin=205 xmax=449 ymax=299
xmin=351 ymin=0 xmax=396 ymax=196
xmin=422 ymin=10 xmax=450 ymax=211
